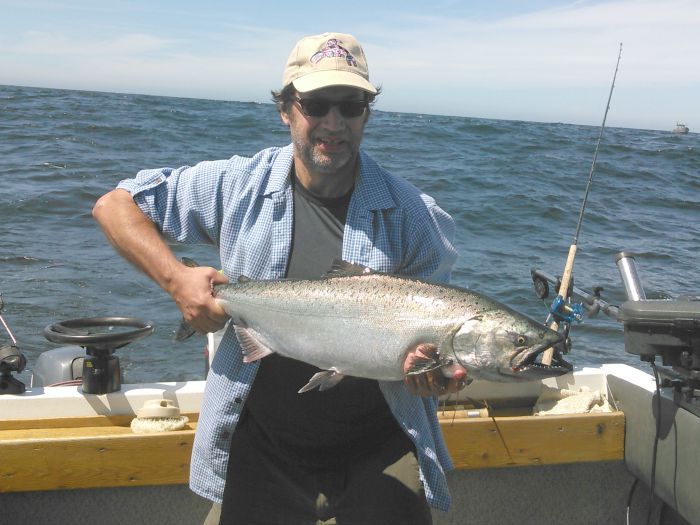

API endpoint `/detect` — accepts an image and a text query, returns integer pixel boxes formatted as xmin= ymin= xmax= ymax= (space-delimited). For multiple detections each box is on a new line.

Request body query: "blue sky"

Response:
xmin=2 ymin=0 xmax=698 ymax=131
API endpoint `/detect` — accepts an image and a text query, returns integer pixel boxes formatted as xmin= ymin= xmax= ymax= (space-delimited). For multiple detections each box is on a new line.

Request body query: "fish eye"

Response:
xmin=516 ymin=335 xmax=527 ymax=345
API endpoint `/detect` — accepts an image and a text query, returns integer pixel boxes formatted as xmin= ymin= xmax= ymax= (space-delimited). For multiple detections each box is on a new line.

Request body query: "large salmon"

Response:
xmin=213 ymin=261 xmax=570 ymax=392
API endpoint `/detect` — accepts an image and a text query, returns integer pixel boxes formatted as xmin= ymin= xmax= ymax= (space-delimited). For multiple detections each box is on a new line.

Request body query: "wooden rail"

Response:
xmin=0 ymin=410 xmax=624 ymax=493
xmin=438 ymin=410 xmax=625 ymax=469
xmin=0 ymin=414 xmax=198 ymax=492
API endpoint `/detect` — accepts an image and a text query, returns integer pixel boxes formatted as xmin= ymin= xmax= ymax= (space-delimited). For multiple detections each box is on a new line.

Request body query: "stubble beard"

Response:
xmin=295 ymin=137 xmax=355 ymax=176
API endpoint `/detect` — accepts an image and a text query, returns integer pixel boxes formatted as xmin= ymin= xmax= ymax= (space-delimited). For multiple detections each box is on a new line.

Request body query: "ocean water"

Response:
xmin=1 ymin=84 xmax=698 ymax=385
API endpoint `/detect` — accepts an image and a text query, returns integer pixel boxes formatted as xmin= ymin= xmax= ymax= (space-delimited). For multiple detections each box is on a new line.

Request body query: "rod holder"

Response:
xmin=615 ymin=252 xmax=646 ymax=301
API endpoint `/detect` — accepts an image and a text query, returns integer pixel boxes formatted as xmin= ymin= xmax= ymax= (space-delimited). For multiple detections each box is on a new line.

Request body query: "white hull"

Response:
xmin=1 ymin=363 xmax=697 ymax=524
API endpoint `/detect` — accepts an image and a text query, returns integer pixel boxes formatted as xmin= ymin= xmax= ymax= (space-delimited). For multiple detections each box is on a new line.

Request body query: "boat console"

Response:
xmin=42 ymin=317 xmax=155 ymax=394
xmin=0 ymin=307 xmax=155 ymax=395
xmin=616 ymin=252 xmax=700 ymax=417
xmin=614 ymin=252 xmax=700 ymax=525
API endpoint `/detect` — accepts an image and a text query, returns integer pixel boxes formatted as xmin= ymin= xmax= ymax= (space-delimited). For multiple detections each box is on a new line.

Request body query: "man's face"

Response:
xmin=281 ymin=86 xmax=369 ymax=179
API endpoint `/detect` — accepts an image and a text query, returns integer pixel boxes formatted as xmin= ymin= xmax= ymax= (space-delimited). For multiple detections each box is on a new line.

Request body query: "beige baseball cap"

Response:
xmin=282 ymin=32 xmax=377 ymax=94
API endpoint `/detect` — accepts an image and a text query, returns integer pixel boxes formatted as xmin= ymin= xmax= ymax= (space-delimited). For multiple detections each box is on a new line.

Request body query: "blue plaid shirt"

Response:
xmin=118 ymin=144 xmax=458 ymax=511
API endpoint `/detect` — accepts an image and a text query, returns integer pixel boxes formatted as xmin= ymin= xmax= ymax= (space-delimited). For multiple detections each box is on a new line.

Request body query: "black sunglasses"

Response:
xmin=293 ymin=96 xmax=368 ymax=118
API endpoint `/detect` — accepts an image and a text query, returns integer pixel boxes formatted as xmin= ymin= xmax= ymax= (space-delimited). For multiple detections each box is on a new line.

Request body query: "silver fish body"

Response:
xmin=213 ymin=264 xmax=570 ymax=392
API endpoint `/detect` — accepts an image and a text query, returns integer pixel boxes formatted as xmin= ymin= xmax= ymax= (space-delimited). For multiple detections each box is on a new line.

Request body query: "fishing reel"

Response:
xmin=0 ymin=294 xmax=27 ymax=395
xmin=531 ymin=268 xmax=618 ymax=321
xmin=531 ymin=269 xmax=584 ymax=340
xmin=548 ymin=295 xmax=585 ymax=325
xmin=530 ymin=268 xmax=619 ymax=355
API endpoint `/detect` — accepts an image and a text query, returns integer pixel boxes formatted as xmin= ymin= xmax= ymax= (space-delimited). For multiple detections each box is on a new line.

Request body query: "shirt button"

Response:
xmin=234 ymin=397 xmax=242 ymax=404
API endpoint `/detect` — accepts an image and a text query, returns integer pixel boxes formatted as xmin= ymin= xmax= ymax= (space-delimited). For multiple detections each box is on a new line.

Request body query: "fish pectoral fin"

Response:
xmin=405 ymin=355 xmax=454 ymax=376
xmin=173 ymin=318 xmax=196 ymax=342
xmin=298 ymin=369 xmax=346 ymax=393
xmin=234 ymin=326 xmax=275 ymax=363
xmin=181 ymin=257 xmax=200 ymax=268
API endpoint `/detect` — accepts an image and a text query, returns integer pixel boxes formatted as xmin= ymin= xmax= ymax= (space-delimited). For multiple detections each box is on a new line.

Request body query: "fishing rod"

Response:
xmin=541 ymin=42 xmax=623 ymax=365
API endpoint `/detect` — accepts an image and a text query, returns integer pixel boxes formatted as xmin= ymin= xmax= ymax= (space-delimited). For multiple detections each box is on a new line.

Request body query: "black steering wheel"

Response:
xmin=43 ymin=317 xmax=155 ymax=352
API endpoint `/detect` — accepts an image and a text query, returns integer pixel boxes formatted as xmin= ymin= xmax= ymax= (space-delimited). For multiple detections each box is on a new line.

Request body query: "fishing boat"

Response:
xmin=673 ymin=121 xmax=690 ymax=134
xmin=1 ymin=253 xmax=698 ymax=525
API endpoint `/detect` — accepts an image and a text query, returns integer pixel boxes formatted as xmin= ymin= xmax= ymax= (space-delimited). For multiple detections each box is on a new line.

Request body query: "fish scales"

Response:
xmin=216 ymin=274 xmax=469 ymax=381
xmin=213 ymin=270 xmax=570 ymax=389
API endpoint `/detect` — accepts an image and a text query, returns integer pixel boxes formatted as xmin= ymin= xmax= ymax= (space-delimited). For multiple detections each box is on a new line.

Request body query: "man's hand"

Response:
xmin=403 ymin=343 xmax=468 ymax=397
xmin=93 ymin=189 xmax=230 ymax=335
xmin=171 ymin=264 xmax=230 ymax=335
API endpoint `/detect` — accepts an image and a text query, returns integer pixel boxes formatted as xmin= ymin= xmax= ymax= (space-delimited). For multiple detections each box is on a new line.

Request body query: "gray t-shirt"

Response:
xmin=285 ymin=176 xmax=349 ymax=279
xmin=239 ymin=175 xmax=401 ymax=468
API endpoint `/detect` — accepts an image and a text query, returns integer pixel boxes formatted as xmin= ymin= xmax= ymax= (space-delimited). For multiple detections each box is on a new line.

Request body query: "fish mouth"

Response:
xmin=506 ymin=334 xmax=572 ymax=378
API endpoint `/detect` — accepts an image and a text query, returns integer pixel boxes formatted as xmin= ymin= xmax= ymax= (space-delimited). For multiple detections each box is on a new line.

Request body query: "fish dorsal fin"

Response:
xmin=237 ymin=275 xmax=252 ymax=283
xmin=326 ymin=259 xmax=375 ymax=278
xmin=234 ymin=326 xmax=275 ymax=363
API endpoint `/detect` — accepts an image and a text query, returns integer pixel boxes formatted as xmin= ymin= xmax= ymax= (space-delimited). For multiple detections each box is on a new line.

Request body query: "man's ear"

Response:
xmin=279 ymin=109 xmax=291 ymax=127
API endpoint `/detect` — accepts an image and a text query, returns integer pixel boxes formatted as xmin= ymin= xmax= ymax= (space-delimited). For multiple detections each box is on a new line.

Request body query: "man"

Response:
xmin=93 ymin=32 xmax=466 ymax=525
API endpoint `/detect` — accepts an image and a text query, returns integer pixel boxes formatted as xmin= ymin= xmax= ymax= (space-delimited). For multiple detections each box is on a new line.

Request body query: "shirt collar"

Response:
xmin=263 ymin=145 xmax=396 ymax=212
xmin=261 ymin=144 xmax=295 ymax=196
xmin=354 ymin=149 xmax=397 ymax=211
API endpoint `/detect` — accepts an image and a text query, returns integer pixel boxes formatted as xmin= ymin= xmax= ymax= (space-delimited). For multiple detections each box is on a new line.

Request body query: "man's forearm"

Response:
xmin=92 ymin=188 xmax=230 ymax=334
xmin=92 ymin=188 xmax=181 ymax=294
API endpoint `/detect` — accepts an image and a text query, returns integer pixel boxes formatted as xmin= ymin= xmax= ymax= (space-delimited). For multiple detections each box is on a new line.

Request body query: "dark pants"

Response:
xmin=207 ymin=422 xmax=433 ymax=525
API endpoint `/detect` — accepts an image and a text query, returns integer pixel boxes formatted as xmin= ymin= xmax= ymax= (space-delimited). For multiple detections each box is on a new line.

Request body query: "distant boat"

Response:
xmin=673 ymin=121 xmax=689 ymax=134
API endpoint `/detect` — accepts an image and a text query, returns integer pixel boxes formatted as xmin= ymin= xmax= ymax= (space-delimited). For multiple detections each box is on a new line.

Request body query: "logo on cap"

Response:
xmin=310 ymin=39 xmax=357 ymax=67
